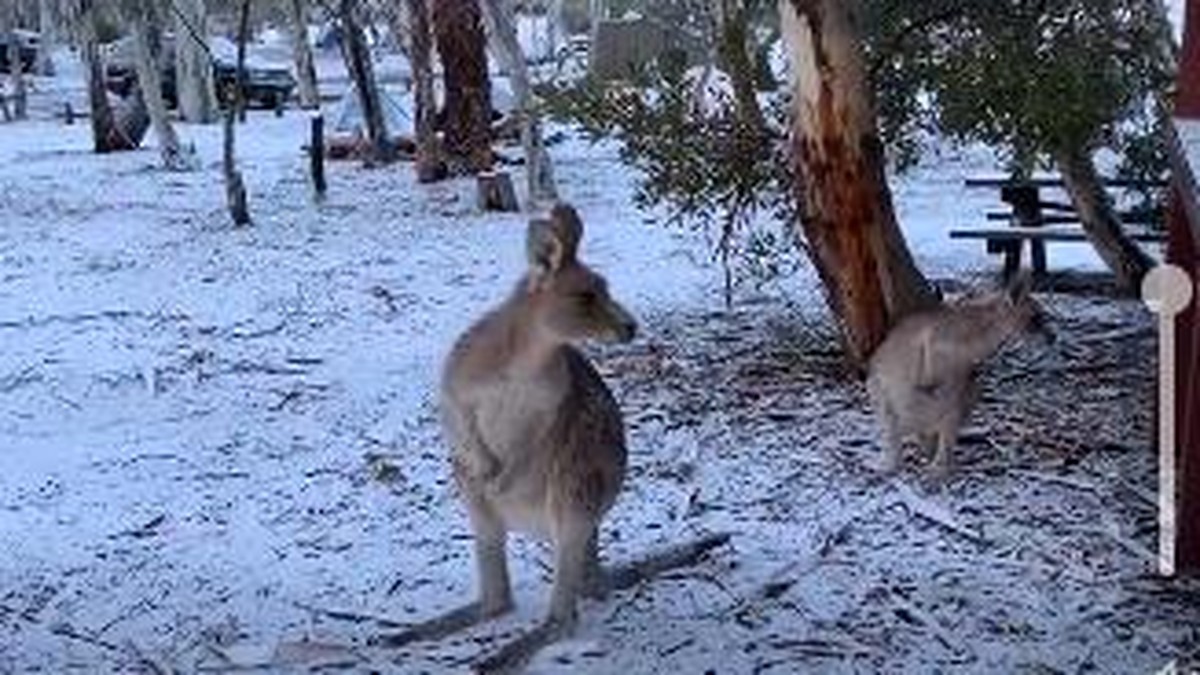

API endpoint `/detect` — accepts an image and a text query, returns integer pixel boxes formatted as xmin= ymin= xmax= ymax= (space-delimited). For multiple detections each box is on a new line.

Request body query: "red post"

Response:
xmin=1169 ymin=0 xmax=1200 ymax=573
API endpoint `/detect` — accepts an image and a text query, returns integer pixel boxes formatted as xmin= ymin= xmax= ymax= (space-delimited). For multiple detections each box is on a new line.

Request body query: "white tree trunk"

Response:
xmin=286 ymin=0 xmax=319 ymax=109
xmin=480 ymin=0 xmax=557 ymax=206
xmin=125 ymin=2 xmax=191 ymax=170
xmin=37 ymin=0 xmax=57 ymax=75
xmin=175 ymin=0 xmax=217 ymax=123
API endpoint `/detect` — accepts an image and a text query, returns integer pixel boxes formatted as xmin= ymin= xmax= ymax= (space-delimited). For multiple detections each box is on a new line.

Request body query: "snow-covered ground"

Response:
xmin=1 ymin=55 xmax=1197 ymax=675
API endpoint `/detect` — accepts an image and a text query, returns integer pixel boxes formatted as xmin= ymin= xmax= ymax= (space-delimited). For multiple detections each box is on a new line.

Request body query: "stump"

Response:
xmin=310 ymin=113 xmax=327 ymax=198
xmin=476 ymin=170 xmax=519 ymax=212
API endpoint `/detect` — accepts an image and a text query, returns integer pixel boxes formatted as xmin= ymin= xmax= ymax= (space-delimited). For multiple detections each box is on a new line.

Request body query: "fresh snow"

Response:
xmin=0 ymin=48 xmax=1195 ymax=675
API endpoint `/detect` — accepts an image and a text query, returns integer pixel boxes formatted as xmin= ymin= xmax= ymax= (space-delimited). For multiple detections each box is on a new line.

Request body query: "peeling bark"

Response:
xmin=433 ymin=0 xmax=493 ymax=175
xmin=777 ymin=0 xmax=938 ymax=369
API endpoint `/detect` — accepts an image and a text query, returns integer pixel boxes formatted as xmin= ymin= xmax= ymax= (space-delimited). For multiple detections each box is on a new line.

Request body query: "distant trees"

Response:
xmin=286 ymin=0 xmax=319 ymax=109
xmin=121 ymin=0 xmax=192 ymax=170
xmin=338 ymin=0 xmax=393 ymax=163
xmin=3 ymin=2 xmax=29 ymax=120
xmin=175 ymin=0 xmax=218 ymax=123
xmin=75 ymin=0 xmax=148 ymax=152
xmin=36 ymin=0 xmax=57 ymax=76
xmin=481 ymin=0 xmax=557 ymax=204
xmin=406 ymin=0 xmax=445 ymax=181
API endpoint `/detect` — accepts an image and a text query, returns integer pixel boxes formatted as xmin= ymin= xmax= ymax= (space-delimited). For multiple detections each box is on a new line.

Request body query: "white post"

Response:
xmin=1142 ymin=264 xmax=1195 ymax=576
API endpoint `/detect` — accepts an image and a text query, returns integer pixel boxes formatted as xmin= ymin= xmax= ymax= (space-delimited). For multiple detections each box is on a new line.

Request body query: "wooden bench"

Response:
xmin=951 ymin=177 xmax=1166 ymax=278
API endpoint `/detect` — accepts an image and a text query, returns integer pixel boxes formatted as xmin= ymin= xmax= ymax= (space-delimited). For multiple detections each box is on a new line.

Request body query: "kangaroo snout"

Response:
xmin=606 ymin=303 xmax=638 ymax=343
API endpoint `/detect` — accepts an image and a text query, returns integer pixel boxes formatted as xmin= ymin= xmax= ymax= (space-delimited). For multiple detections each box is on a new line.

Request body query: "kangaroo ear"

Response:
xmin=1006 ymin=271 xmax=1034 ymax=303
xmin=527 ymin=217 xmax=565 ymax=277
xmin=549 ymin=202 xmax=583 ymax=260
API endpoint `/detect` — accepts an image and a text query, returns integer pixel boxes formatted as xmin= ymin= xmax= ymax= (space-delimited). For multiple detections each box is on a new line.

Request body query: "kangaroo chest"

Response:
xmin=472 ymin=374 xmax=569 ymax=461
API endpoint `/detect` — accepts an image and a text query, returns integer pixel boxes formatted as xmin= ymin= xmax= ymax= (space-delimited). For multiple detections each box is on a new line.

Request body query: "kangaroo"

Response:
xmin=437 ymin=203 xmax=637 ymax=646
xmin=867 ymin=275 xmax=1052 ymax=480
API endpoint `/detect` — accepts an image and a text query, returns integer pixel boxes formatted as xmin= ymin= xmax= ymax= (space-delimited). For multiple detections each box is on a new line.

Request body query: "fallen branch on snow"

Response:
xmin=370 ymin=532 xmax=732 ymax=671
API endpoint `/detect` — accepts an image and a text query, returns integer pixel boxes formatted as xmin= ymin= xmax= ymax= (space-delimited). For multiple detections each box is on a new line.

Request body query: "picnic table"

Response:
xmin=950 ymin=177 xmax=1165 ymax=278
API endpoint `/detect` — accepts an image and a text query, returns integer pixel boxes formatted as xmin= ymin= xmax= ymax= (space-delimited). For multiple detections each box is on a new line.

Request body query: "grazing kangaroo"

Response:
xmin=424 ymin=203 xmax=636 ymax=660
xmin=867 ymin=275 xmax=1052 ymax=480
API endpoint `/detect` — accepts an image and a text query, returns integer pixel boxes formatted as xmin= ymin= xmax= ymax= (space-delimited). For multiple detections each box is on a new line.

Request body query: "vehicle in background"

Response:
xmin=103 ymin=34 xmax=296 ymax=110
xmin=0 ymin=30 xmax=40 ymax=74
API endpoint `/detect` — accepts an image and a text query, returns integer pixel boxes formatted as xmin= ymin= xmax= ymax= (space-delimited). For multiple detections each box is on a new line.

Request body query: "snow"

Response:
xmin=1 ymin=48 xmax=1195 ymax=675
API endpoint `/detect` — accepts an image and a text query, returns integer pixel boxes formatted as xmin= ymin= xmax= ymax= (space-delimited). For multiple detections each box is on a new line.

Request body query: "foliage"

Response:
xmin=863 ymin=0 xmax=1175 ymax=212
xmin=544 ymin=0 xmax=1178 ymax=278
xmin=543 ymin=60 xmax=794 ymax=299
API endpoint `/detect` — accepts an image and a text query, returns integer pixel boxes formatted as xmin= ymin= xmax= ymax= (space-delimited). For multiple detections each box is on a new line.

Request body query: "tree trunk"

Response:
xmin=79 ymin=1 xmax=137 ymax=152
xmin=339 ymin=0 xmax=392 ymax=164
xmin=433 ymin=0 xmax=493 ymax=175
xmin=286 ymin=0 xmax=319 ymax=109
xmin=480 ymin=0 xmax=557 ymax=206
xmin=175 ymin=0 xmax=217 ymax=123
xmin=6 ymin=6 xmax=28 ymax=121
xmin=224 ymin=0 xmax=251 ymax=226
xmin=124 ymin=1 xmax=189 ymax=170
xmin=37 ymin=0 xmax=56 ymax=76
xmin=1054 ymin=145 xmax=1155 ymax=292
xmin=406 ymin=0 xmax=444 ymax=181
xmin=550 ymin=0 xmax=565 ymax=58
xmin=777 ymin=0 xmax=939 ymax=369
xmin=387 ymin=0 xmax=412 ymax=58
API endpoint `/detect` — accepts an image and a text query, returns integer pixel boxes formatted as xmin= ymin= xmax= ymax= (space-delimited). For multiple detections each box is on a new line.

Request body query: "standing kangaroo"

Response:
xmin=867 ymin=276 xmax=1051 ymax=480
xmin=433 ymin=203 xmax=636 ymax=654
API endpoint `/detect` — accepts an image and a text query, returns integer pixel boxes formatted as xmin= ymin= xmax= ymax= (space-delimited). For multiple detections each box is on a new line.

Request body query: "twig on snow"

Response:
xmin=894 ymin=483 xmax=988 ymax=546
xmin=293 ymin=601 xmax=410 ymax=629
xmin=51 ymin=623 xmax=175 ymax=674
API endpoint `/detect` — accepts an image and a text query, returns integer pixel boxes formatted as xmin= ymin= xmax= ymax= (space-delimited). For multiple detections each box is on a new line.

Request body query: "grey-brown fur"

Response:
xmin=866 ymin=276 xmax=1050 ymax=479
xmin=440 ymin=203 xmax=636 ymax=636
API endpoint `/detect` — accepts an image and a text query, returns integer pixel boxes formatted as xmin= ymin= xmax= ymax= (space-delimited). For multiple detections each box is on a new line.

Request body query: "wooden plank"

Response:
xmin=984 ymin=211 xmax=1163 ymax=226
xmin=965 ymin=176 xmax=1168 ymax=189
xmin=949 ymin=227 xmax=1165 ymax=243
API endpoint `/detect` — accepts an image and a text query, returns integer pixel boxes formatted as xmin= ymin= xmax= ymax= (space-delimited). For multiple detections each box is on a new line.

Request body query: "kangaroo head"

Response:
xmin=524 ymin=203 xmax=638 ymax=345
xmin=1002 ymin=273 xmax=1055 ymax=344
xmin=957 ymin=273 xmax=1054 ymax=346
